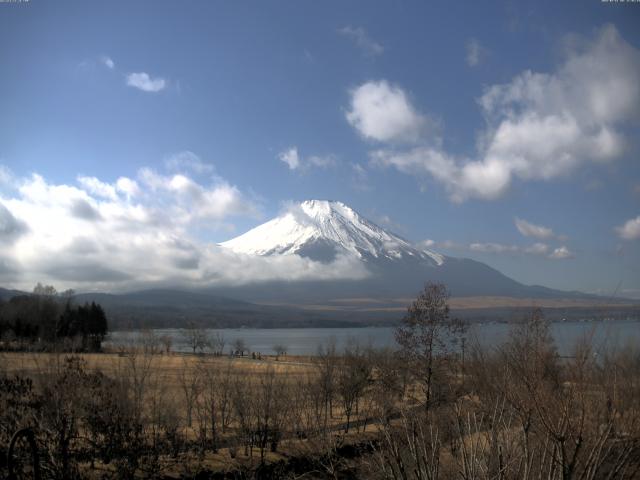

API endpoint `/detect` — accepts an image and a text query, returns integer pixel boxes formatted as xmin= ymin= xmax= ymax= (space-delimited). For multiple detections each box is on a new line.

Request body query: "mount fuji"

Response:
xmin=217 ymin=200 xmax=586 ymax=304
xmin=25 ymin=199 xmax=625 ymax=329
xmin=221 ymin=200 xmax=444 ymax=266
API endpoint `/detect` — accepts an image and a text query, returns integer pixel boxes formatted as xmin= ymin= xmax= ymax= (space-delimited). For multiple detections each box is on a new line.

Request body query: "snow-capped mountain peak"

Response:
xmin=220 ymin=200 xmax=444 ymax=265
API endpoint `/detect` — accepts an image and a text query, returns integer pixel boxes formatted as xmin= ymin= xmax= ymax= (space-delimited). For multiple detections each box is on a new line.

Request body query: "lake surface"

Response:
xmin=106 ymin=319 xmax=640 ymax=356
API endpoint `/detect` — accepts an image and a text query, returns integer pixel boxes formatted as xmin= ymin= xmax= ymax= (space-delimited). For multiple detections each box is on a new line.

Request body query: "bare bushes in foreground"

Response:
xmin=371 ymin=307 xmax=640 ymax=480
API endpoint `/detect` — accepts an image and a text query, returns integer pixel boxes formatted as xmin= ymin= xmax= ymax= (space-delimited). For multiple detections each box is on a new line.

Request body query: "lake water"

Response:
xmin=106 ymin=319 xmax=640 ymax=356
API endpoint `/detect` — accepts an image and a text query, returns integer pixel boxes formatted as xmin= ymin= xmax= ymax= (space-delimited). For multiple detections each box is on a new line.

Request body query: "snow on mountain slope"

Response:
xmin=220 ymin=200 xmax=444 ymax=266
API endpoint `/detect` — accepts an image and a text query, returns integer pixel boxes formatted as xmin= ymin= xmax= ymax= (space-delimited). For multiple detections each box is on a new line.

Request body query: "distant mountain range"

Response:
xmin=2 ymin=200 xmax=637 ymax=328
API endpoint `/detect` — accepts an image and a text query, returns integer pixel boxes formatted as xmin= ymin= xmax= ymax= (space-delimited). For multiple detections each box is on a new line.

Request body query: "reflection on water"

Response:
xmin=106 ymin=319 xmax=640 ymax=356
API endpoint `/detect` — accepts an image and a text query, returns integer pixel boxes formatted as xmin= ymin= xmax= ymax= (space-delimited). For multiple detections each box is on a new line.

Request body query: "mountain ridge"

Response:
xmin=221 ymin=200 xmax=444 ymax=266
xmin=218 ymin=200 xmax=591 ymax=302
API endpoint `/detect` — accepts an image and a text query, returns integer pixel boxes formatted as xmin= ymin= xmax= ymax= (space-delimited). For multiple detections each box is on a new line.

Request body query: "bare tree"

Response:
xmin=218 ymin=359 xmax=234 ymax=433
xmin=252 ymin=367 xmax=289 ymax=463
xmin=370 ymin=347 xmax=407 ymax=422
xmin=233 ymin=338 xmax=247 ymax=356
xmin=177 ymin=357 xmax=201 ymax=428
xmin=273 ymin=343 xmax=288 ymax=361
xmin=395 ymin=282 xmax=464 ymax=413
xmin=195 ymin=357 xmax=223 ymax=452
xmin=315 ymin=338 xmax=338 ymax=428
xmin=140 ymin=329 xmax=161 ymax=355
xmin=211 ymin=332 xmax=225 ymax=356
xmin=231 ymin=374 xmax=255 ymax=458
xmin=337 ymin=342 xmax=371 ymax=433
xmin=159 ymin=334 xmax=172 ymax=355
xmin=182 ymin=322 xmax=210 ymax=354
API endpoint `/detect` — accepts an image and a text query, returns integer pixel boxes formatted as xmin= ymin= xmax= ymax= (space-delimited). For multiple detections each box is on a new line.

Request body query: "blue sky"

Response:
xmin=1 ymin=0 xmax=639 ymax=296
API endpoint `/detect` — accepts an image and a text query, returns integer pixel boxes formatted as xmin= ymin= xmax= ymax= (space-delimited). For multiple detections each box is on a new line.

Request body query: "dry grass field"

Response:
xmin=0 ymin=350 xmax=317 ymax=380
xmin=0 ymin=348 xmax=392 ymax=478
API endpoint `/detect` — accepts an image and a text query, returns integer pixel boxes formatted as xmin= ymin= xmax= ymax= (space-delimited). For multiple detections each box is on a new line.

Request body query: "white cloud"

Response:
xmin=346 ymin=81 xmax=435 ymax=144
xmin=549 ymin=246 xmax=574 ymax=259
xmin=420 ymin=238 xmax=572 ymax=259
xmin=465 ymin=38 xmax=486 ymax=67
xmin=0 ymin=164 xmax=369 ymax=291
xmin=100 ymin=56 xmax=115 ymax=69
xmin=78 ymin=176 xmax=118 ymax=201
xmin=165 ymin=151 xmax=214 ymax=175
xmin=616 ymin=216 xmax=640 ymax=240
xmin=339 ymin=26 xmax=384 ymax=57
xmin=515 ymin=217 xmax=556 ymax=240
xmin=0 ymin=202 xmax=28 ymax=243
xmin=278 ymin=147 xmax=337 ymax=171
xmin=126 ymin=72 xmax=167 ymax=93
xmin=278 ymin=147 xmax=300 ymax=170
xmin=138 ymin=168 xmax=257 ymax=222
xmin=365 ymin=25 xmax=640 ymax=202
xmin=115 ymin=177 xmax=140 ymax=199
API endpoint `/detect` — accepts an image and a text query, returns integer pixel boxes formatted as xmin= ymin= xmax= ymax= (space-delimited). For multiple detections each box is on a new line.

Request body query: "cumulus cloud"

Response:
xmin=0 ymin=202 xmax=28 ymax=243
xmin=115 ymin=177 xmax=140 ymax=199
xmin=346 ymin=81 xmax=436 ymax=144
xmin=137 ymin=168 xmax=258 ymax=222
xmin=466 ymin=38 xmax=487 ymax=67
xmin=78 ymin=176 xmax=118 ymax=200
xmin=549 ymin=246 xmax=574 ymax=259
xmin=0 ymin=164 xmax=369 ymax=291
xmin=278 ymin=147 xmax=337 ymax=171
xmin=339 ymin=26 xmax=384 ymax=57
xmin=70 ymin=198 xmax=102 ymax=221
xmin=515 ymin=217 xmax=556 ymax=240
xmin=100 ymin=56 xmax=115 ymax=69
xmin=278 ymin=147 xmax=300 ymax=170
xmin=364 ymin=25 xmax=640 ymax=202
xmin=126 ymin=72 xmax=167 ymax=92
xmin=616 ymin=216 xmax=640 ymax=240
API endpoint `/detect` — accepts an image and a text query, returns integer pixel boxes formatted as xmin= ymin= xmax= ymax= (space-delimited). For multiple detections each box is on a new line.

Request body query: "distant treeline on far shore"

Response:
xmin=0 ymin=283 xmax=108 ymax=352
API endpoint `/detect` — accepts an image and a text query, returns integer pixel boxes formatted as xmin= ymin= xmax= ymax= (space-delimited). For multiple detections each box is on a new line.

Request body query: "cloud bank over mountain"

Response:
xmin=0 ymin=164 xmax=368 ymax=292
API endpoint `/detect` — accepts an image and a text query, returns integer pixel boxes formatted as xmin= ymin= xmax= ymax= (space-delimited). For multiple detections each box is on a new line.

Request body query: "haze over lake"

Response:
xmin=107 ymin=319 xmax=640 ymax=356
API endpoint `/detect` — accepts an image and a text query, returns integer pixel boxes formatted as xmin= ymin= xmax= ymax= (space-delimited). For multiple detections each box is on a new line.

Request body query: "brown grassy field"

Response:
xmin=0 ymin=350 xmax=316 ymax=379
xmin=0 ymin=349 xmax=390 ymax=478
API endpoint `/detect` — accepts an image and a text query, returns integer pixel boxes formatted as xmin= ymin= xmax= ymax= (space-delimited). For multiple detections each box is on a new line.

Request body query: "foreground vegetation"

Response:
xmin=1 ymin=284 xmax=639 ymax=479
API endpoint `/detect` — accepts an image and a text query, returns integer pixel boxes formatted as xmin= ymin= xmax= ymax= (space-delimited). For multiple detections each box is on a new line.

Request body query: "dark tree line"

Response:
xmin=0 ymin=284 xmax=108 ymax=351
